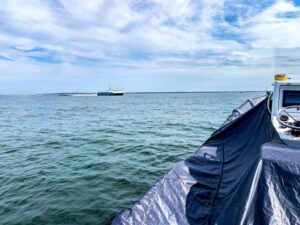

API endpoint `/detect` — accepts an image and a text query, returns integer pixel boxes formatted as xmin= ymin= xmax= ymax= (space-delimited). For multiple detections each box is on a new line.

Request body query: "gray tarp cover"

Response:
xmin=112 ymin=98 xmax=300 ymax=225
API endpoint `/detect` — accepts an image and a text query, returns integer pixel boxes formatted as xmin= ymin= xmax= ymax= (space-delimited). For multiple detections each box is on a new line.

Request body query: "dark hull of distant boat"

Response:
xmin=97 ymin=92 xmax=124 ymax=96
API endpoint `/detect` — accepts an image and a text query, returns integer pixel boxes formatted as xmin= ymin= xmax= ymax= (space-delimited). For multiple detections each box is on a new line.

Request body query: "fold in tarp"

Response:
xmin=216 ymin=142 xmax=300 ymax=225
xmin=112 ymin=97 xmax=299 ymax=225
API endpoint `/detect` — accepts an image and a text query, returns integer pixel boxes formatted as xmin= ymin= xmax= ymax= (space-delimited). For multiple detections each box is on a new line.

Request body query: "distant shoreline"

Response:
xmin=124 ymin=91 xmax=264 ymax=94
xmin=0 ymin=91 xmax=266 ymax=96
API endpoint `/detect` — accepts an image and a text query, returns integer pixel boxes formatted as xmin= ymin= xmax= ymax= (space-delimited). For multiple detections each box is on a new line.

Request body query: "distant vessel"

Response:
xmin=97 ymin=88 xmax=124 ymax=96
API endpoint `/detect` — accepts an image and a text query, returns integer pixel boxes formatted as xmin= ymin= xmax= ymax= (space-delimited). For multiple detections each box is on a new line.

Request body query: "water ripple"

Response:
xmin=0 ymin=92 xmax=263 ymax=224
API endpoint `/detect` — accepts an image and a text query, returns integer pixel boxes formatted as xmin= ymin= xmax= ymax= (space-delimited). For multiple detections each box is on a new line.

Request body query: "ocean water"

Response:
xmin=0 ymin=92 xmax=263 ymax=225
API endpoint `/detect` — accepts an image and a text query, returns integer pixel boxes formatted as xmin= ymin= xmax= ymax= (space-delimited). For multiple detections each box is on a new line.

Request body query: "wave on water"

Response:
xmin=54 ymin=93 xmax=97 ymax=97
xmin=0 ymin=92 xmax=264 ymax=225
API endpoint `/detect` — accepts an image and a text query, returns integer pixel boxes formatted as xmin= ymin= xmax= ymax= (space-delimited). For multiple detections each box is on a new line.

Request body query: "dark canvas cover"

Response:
xmin=112 ymin=98 xmax=300 ymax=225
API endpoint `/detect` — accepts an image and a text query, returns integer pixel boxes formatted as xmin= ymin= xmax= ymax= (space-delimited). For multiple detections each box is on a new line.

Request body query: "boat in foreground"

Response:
xmin=112 ymin=74 xmax=300 ymax=225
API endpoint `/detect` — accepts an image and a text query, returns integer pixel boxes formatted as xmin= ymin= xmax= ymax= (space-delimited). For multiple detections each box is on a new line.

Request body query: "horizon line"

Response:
xmin=0 ymin=90 xmax=266 ymax=96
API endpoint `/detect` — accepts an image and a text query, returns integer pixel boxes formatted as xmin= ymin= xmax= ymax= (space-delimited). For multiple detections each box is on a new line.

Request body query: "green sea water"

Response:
xmin=0 ymin=92 xmax=263 ymax=225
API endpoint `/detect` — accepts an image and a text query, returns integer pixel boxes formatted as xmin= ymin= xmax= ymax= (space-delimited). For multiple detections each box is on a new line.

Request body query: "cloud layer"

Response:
xmin=0 ymin=0 xmax=300 ymax=93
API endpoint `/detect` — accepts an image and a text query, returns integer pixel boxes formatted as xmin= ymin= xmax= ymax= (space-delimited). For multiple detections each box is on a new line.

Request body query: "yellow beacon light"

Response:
xmin=274 ymin=74 xmax=288 ymax=81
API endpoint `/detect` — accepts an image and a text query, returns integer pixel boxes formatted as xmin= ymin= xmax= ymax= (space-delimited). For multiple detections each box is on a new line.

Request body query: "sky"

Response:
xmin=1 ymin=0 xmax=300 ymax=94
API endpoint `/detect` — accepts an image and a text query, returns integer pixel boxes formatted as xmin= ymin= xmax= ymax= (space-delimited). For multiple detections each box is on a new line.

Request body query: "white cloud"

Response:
xmin=1 ymin=0 xmax=240 ymax=65
xmin=60 ymin=0 xmax=105 ymax=21
xmin=1 ymin=0 xmax=300 ymax=93
xmin=241 ymin=0 xmax=300 ymax=48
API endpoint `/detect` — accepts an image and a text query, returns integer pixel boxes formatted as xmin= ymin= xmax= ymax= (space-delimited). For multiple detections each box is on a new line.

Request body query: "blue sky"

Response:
xmin=1 ymin=0 xmax=300 ymax=94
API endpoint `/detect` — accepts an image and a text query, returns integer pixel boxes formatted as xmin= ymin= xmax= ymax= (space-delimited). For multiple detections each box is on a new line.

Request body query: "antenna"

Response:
xmin=273 ymin=48 xmax=276 ymax=76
